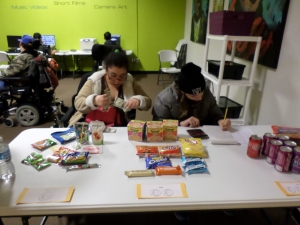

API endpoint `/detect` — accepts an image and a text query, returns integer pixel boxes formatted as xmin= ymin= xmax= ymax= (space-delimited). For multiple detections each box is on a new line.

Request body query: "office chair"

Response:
xmin=0 ymin=51 xmax=11 ymax=71
xmin=157 ymin=50 xmax=181 ymax=88
xmin=91 ymin=44 xmax=121 ymax=72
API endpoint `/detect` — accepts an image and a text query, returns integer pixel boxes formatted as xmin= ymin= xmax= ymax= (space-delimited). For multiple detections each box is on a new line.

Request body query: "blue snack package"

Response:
xmin=182 ymin=157 xmax=205 ymax=166
xmin=61 ymin=152 xmax=89 ymax=165
xmin=51 ymin=127 xmax=76 ymax=144
xmin=145 ymin=155 xmax=171 ymax=169
xmin=157 ymin=160 xmax=172 ymax=167
xmin=184 ymin=164 xmax=208 ymax=174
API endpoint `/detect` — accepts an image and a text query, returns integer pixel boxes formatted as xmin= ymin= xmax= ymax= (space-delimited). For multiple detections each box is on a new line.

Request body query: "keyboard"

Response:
xmin=7 ymin=49 xmax=20 ymax=53
xmin=56 ymin=50 xmax=68 ymax=53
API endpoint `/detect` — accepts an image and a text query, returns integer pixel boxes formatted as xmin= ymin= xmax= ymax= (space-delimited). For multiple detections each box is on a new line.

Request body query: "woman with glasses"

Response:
xmin=152 ymin=62 xmax=231 ymax=130
xmin=69 ymin=48 xmax=152 ymax=127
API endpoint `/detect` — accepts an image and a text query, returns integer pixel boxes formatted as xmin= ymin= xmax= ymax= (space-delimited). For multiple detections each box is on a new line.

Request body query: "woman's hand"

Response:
xmin=180 ymin=116 xmax=199 ymax=127
xmin=125 ymin=98 xmax=140 ymax=109
xmin=218 ymin=119 xmax=231 ymax=131
xmin=93 ymin=94 xmax=109 ymax=107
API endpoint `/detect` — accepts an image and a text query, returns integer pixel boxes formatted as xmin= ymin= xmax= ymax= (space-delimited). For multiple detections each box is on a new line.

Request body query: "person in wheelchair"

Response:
xmin=69 ymin=48 xmax=152 ymax=127
xmin=0 ymin=35 xmax=38 ymax=78
xmin=33 ymin=32 xmax=57 ymax=56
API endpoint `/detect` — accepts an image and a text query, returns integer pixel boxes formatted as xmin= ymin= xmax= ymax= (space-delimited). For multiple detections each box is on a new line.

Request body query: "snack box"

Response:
xmin=163 ymin=120 xmax=178 ymax=141
xmin=127 ymin=120 xmax=145 ymax=142
xmin=146 ymin=121 xmax=163 ymax=142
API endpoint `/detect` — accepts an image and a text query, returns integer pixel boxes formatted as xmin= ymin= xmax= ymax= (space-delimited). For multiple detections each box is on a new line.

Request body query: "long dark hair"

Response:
xmin=104 ymin=47 xmax=128 ymax=71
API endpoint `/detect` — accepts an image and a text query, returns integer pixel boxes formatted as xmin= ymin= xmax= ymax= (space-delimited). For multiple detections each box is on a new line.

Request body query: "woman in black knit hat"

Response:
xmin=152 ymin=62 xmax=231 ymax=130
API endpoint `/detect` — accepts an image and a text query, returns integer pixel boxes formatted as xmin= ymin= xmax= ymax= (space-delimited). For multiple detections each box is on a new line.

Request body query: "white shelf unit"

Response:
xmin=203 ymin=35 xmax=262 ymax=125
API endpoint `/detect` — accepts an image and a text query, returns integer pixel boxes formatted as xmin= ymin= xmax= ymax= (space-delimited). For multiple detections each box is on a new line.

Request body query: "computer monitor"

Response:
xmin=111 ymin=34 xmax=121 ymax=46
xmin=7 ymin=35 xmax=22 ymax=48
xmin=41 ymin=35 xmax=56 ymax=46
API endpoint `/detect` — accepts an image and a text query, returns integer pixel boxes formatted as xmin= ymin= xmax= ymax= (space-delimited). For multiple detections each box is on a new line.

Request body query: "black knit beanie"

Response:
xmin=175 ymin=62 xmax=206 ymax=95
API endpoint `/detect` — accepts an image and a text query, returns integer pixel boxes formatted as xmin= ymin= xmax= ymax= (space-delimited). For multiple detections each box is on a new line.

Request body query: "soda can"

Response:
xmin=261 ymin=133 xmax=277 ymax=156
xmin=274 ymin=146 xmax=293 ymax=172
xmin=291 ymin=146 xmax=300 ymax=174
xmin=284 ymin=141 xmax=297 ymax=151
xmin=266 ymin=140 xmax=282 ymax=164
xmin=247 ymin=135 xmax=262 ymax=158
xmin=277 ymin=135 xmax=289 ymax=142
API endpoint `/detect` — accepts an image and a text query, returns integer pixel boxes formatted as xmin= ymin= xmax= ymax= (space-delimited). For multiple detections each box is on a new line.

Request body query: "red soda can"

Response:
xmin=284 ymin=141 xmax=297 ymax=151
xmin=277 ymin=135 xmax=289 ymax=142
xmin=247 ymin=135 xmax=262 ymax=158
xmin=261 ymin=133 xmax=276 ymax=156
xmin=274 ymin=146 xmax=293 ymax=172
xmin=291 ymin=146 xmax=300 ymax=174
xmin=266 ymin=140 xmax=282 ymax=164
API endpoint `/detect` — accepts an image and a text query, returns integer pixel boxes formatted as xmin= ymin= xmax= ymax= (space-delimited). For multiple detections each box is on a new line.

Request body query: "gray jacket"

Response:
xmin=152 ymin=83 xmax=224 ymax=126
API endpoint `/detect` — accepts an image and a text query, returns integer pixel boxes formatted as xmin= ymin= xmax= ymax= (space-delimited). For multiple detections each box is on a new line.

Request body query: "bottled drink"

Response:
xmin=0 ymin=136 xmax=15 ymax=181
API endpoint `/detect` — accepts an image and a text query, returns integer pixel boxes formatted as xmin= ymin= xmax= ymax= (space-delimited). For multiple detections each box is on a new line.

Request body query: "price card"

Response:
xmin=275 ymin=181 xmax=300 ymax=196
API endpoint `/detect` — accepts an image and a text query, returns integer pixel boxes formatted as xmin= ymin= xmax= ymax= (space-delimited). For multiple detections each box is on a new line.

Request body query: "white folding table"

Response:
xmin=1 ymin=126 xmax=299 ymax=217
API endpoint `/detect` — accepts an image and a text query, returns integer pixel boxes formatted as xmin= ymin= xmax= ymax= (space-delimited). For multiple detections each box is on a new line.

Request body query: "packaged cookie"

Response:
xmin=136 ymin=146 xmax=159 ymax=157
xmin=158 ymin=145 xmax=181 ymax=157
xmin=146 ymin=121 xmax=163 ymax=142
xmin=127 ymin=120 xmax=145 ymax=142
xmin=163 ymin=120 xmax=178 ymax=141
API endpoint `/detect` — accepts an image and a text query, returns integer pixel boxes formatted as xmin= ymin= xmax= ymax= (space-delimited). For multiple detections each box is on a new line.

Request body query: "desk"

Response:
xmin=7 ymin=52 xmax=20 ymax=57
xmin=1 ymin=126 xmax=299 ymax=217
xmin=55 ymin=50 xmax=133 ymax=79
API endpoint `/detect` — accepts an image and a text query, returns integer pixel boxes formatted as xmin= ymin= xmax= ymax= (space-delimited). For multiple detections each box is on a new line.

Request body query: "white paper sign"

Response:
xmin=137 ymin=183 xmax=188 ymax=199
xmin=275 ymin=181 xmax=300 ymax=196
xmin=17 ymin=187 xmax=75 ymax=204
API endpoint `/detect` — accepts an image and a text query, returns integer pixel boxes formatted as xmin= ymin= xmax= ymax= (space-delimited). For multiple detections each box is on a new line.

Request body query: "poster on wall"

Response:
xmin=228 ymin=0 xmax=290 ymax=69
xmin=212 ymin=0 xmax=224 ymax=12
xmin=190 ymin=0 xmax=209 ymax=44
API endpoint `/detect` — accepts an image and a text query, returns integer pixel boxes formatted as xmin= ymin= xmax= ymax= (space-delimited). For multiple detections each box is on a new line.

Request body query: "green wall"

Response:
xmin=137 ymin=0 xmax=186 ymax=71
xmin=0 ymin=0 xmax=185 ymax=71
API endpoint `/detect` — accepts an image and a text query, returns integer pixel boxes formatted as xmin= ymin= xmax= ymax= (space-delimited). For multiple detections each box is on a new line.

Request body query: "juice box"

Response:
xmin=127 ymin=120 xmax=145 ymax=142
xmin=146 ymin=121 xmax=163 ymax=142
xmin=163 ymin=120 xmax=178 ymax=141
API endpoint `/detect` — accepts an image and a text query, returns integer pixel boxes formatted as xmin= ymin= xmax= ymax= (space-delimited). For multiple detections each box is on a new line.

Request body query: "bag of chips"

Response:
xmin=31 ymin=139 xmax=57 ymax=150
xmin=61 ymin=152 xmax=89 ymax=165
xmin=179 ymin=138 xmax=207 ymax=158
xmin=51 ymin=127 xmax=76 ymax=144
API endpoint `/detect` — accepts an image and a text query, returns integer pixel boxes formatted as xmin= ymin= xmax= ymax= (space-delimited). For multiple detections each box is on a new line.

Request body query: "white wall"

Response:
xmin=184 ymin=0 xmax=300 ymax=126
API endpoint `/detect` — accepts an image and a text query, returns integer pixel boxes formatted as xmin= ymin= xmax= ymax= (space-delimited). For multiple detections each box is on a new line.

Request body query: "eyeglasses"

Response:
xmin=107 ymin=71 xmax=127 ymax=81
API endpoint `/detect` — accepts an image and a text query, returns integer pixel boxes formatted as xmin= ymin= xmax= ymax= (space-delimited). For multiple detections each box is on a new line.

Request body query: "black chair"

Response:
xmin=91 ymin=44 xmax=122 ymax=72
xmin=60 ymin=72 xmax=94 ymax=126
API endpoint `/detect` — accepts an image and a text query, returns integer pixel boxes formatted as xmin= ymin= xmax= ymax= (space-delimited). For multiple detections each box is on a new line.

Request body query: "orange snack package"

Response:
xmin=136 ymin=146 xmax=159 ymax=157
xmin=163 ymin=120 xmax=178 ymax=141
xmin=158 ymin=145 xmax=181 ymax=157
xmin=146 ymin=121 xmax=163 ymax=142
xmin=156 ymin=165 xmax=182 ymax=175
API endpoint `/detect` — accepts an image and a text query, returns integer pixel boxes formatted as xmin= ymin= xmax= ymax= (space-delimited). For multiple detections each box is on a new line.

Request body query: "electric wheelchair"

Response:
xmin=0 ymin=57 xmax=67 ymax=127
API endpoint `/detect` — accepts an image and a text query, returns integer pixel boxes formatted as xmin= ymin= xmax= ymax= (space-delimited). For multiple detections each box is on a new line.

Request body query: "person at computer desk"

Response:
xmin=69 ymin=48 xmax=152 ymax=127
xmin=152 ymin=62 xmax=231 ymax=131
xmin=0 ymin=35 xmax=39 ymax=78
xmin=33 ymin=32 xmax=57 ymax=56
xmin=104 ymin=31 xmax=117 ymax=46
